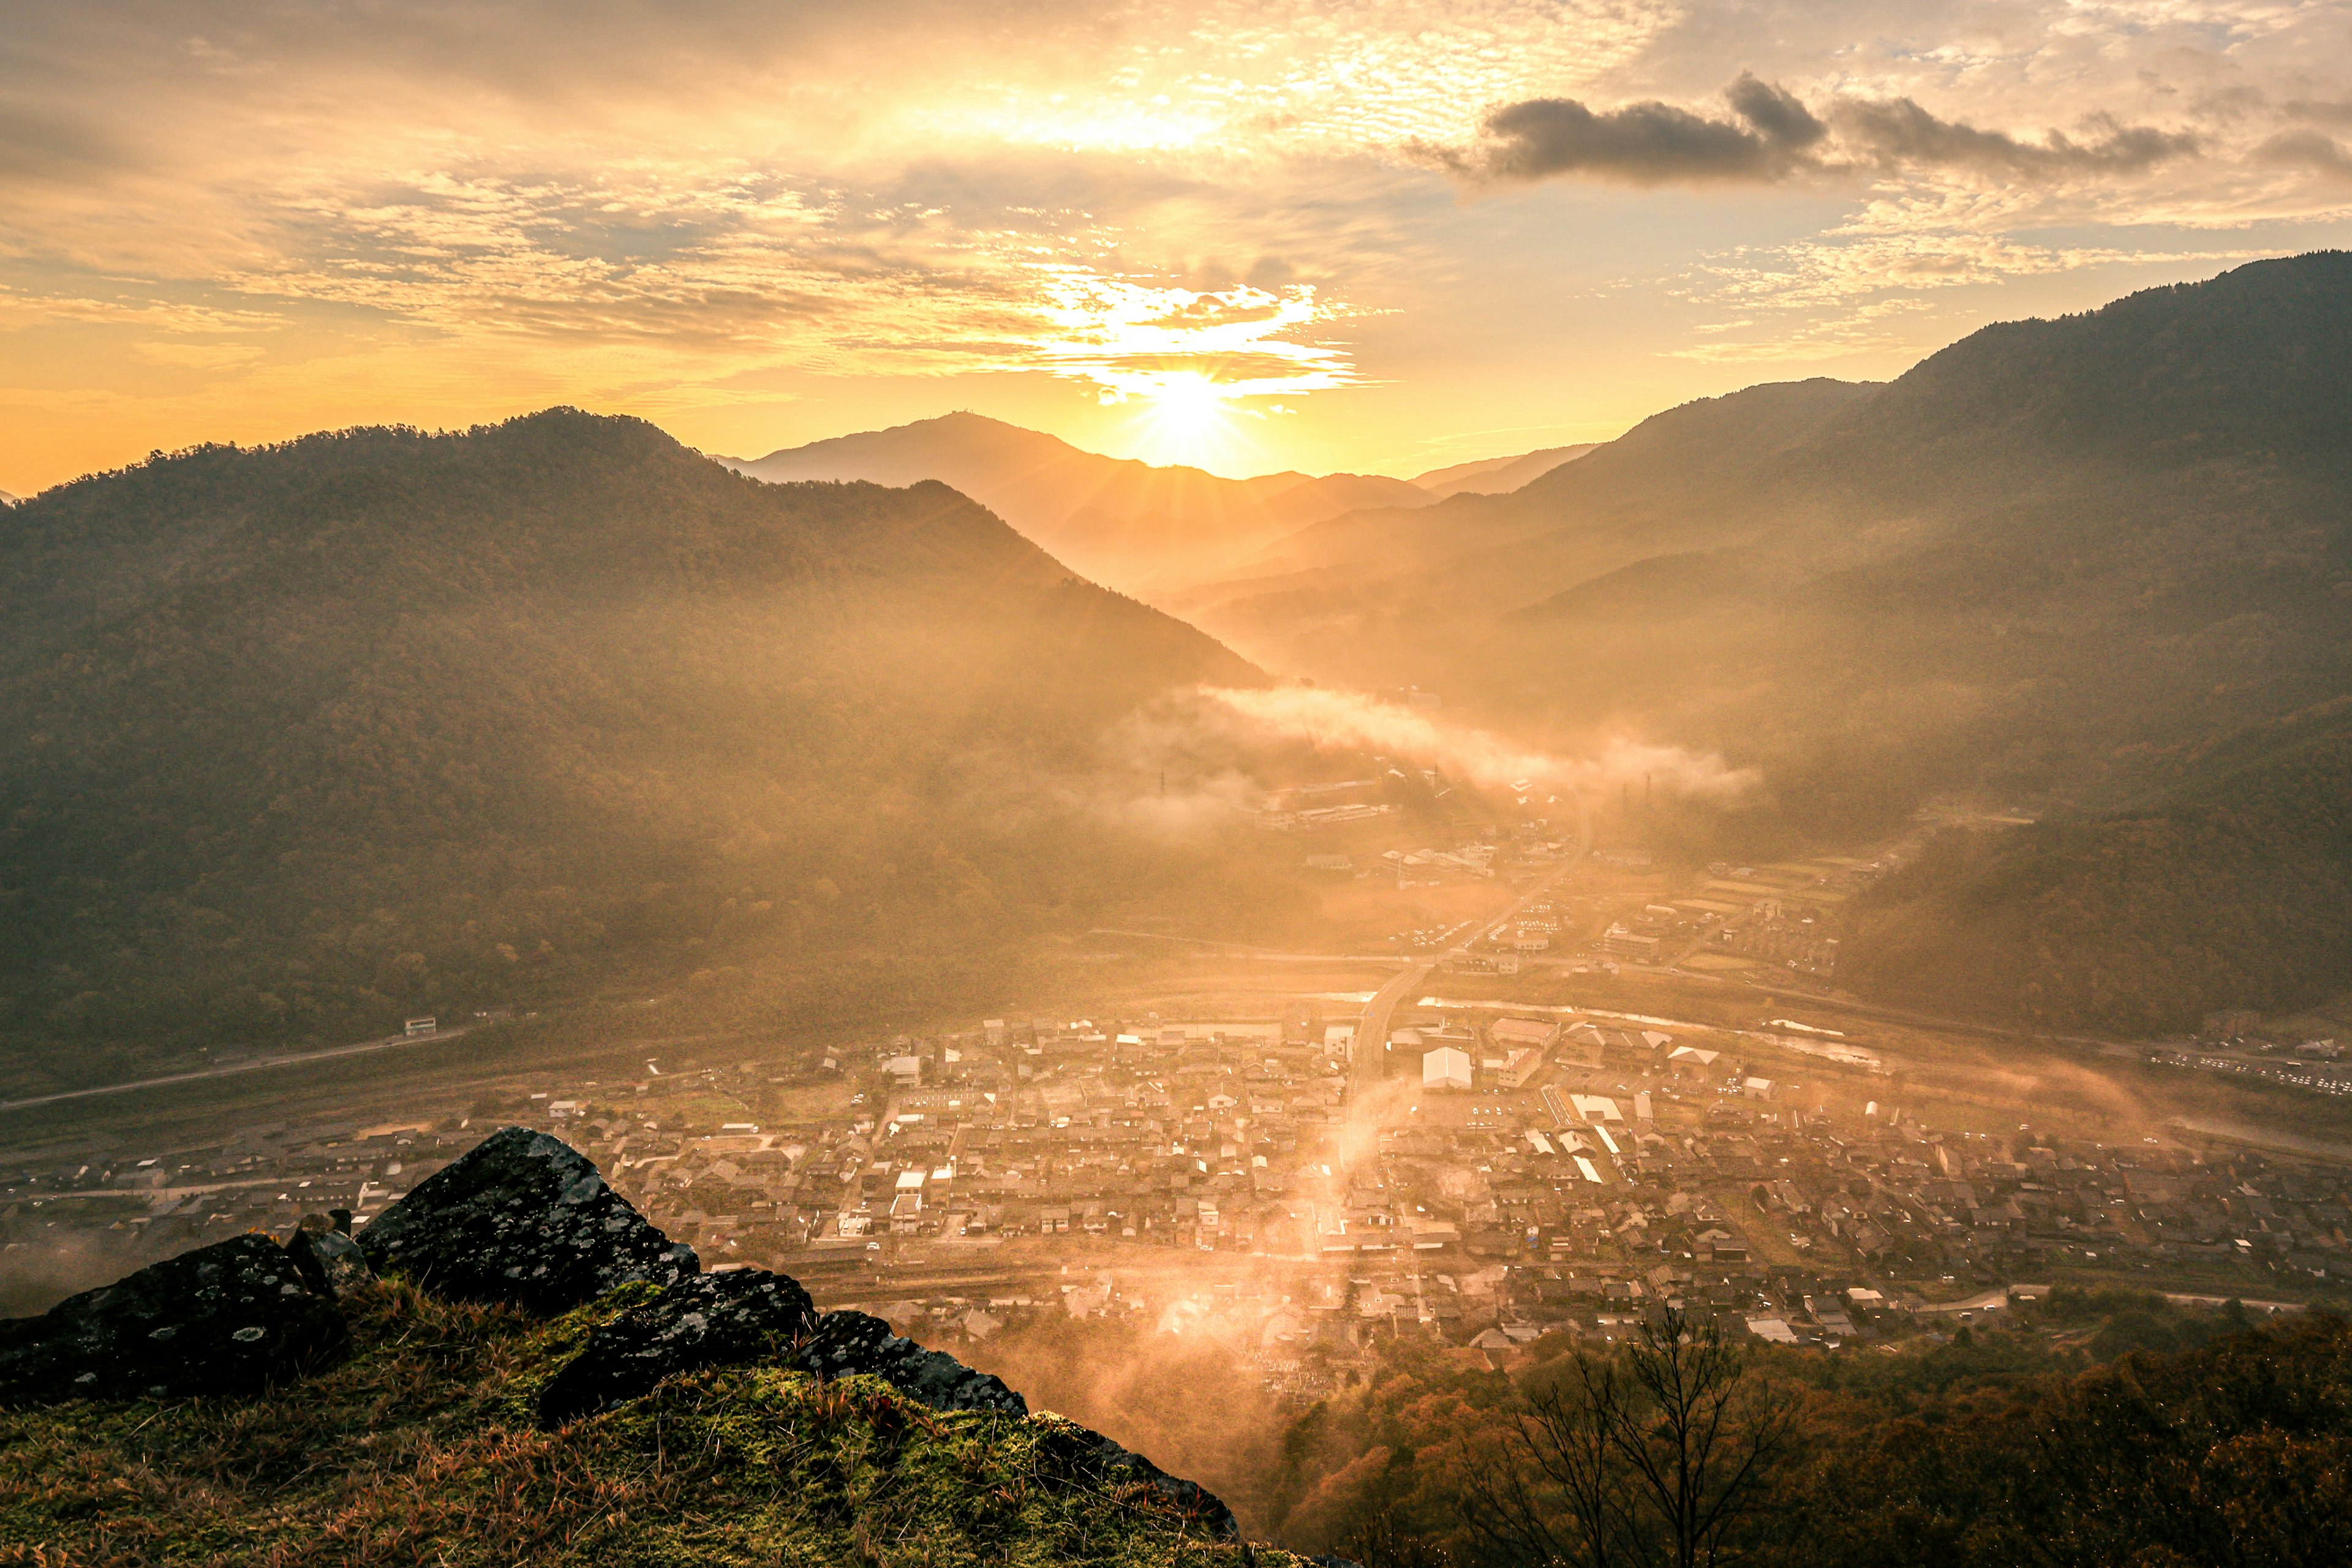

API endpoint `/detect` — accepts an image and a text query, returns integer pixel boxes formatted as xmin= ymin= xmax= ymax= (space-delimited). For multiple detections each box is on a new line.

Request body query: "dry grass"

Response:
xmin=0 ymin=1280 xmax=1299 ymax=1567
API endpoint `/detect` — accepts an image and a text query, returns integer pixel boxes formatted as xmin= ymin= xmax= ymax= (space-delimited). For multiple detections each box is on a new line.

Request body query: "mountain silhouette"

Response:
xmin=722 ymin=412 xmax=1431 ymax=597
xmin=0 ymin=410 xmax=1259 ymax=1074
xmin=1411 ymin=443 xmax=1597 ymax=497
xmin=1186 ymin=252 xmax=2352 ymax=1028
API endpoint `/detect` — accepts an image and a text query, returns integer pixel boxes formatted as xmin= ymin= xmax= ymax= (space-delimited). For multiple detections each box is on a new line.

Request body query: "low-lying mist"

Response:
xmin=1197 ymin=684 xmax=1762 ymax=805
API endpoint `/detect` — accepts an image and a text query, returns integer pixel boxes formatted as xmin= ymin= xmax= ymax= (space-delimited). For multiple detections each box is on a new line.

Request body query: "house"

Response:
xmin=1423 ymin=1047 xmax=1473 ymax=1091
xmin=1667 ymin=1046 xmax=1721 ymax=1080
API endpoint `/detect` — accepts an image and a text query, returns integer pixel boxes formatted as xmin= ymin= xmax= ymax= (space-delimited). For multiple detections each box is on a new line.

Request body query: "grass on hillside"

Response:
xmin=0 ymin=1279 xmax=1295 ymax=1567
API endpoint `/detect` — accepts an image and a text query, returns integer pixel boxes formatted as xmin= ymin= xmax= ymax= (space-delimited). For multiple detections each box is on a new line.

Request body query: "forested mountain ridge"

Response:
xmin=1183 ymin=377 xmax=1873 ymax=663
xmin=1844 ymin=723 xmax=2352 ymax=1033
xmin=0 ymin=410 xmax=1269 ymax=1087
xmin=1410 ymin=442 xmax=1596 ymax=497
xmin=721 ymin=411 xmax=1433 ymax=598
xmin=1197 ymin=252 xmax=2352 ymax=690
xmin=1178 ymin=252 xmax=2352 ymax=1030
xmin=1811 ymin=248 xmax=2352 ymax=477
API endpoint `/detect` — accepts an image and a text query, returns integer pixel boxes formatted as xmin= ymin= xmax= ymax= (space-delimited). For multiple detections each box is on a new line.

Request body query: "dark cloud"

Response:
xmin=1725 ymin=73 xmax=1826 ymax=153
xmin=1447 ymin=73 xmax=2198 ymax=189
xmin=2256 ymin=129 xmax=2352 ymax=181
xmin=0 ymin=102 xmax=134 ymax=186
xmin=1830 ymin=100 xmax=2198 ymax=177
xmin=2282 ymin=98 xmax=2352 ymax=130
xmin=1440 ymin=72 xmax=1822 ymax=186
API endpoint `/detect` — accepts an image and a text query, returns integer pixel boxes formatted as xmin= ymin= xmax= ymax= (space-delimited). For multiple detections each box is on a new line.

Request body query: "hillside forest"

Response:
xmin=0 ymin=411 xmax=1327 ymax=1092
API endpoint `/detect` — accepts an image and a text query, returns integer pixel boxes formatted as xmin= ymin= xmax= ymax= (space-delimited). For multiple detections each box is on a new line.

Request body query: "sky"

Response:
xmin=6 ymin=1 xmax=2352 ymax=494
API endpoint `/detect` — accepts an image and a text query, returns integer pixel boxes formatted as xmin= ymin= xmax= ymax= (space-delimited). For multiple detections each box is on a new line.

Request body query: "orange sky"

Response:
xmin=7 ymin=1 xmax=2352 ymax=493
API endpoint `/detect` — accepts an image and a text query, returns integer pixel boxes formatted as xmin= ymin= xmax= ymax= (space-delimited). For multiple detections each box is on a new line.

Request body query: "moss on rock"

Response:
xmin=0 ymin=1278 xmax=1308 ymax=1567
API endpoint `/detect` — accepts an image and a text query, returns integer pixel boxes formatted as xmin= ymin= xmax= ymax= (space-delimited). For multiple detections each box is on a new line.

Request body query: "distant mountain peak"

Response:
xmin=719 ymin=415 xmax=1434 ymax=596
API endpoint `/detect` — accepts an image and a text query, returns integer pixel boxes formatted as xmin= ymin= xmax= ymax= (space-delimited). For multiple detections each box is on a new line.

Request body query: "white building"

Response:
xmin=1422 ymin=1046 xmax=1472 ymax=1091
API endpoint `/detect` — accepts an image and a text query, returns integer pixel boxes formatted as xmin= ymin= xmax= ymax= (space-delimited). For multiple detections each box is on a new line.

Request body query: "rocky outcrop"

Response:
xmin=287 ymin=1215 xmax=373 ymax=1298
xmin=0 ymin=1129 xmax=1243 ymax=1553
xmin=0 ymin=1235 xmax=346 ymax=1404
xmin=358 ymin=1125 xmax=697 ymax=1313
xmin=1033 ymin=1415 xmax=1242 ymax=1541
xmin=538 ymin=1268 xmax=816 ymax=1427
xmin=793 ymin=1309 xmax=1028 ymax=1415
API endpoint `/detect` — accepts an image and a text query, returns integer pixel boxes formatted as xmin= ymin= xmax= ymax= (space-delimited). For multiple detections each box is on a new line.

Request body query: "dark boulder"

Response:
xmin=0 ymin=1234 xmax=347 ymax=1405
xmin=1033 ymin=1415 xmax=1240 ymax=1541
xmin=794 ymin=1310 xmax=1027 ymax=1415
xmin=286 ymin=1227 xmax=372 ymax=1298
xmin=357 ymin=1126 xmax=696 ymax=1313
xmin=538 ymin=1268 xmax=816 ymax=1426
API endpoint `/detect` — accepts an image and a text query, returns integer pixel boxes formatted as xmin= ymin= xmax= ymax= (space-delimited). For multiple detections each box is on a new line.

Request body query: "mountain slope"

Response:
xmin=0 ymin=410 xmax=1264 ymax=1079
xmin=1199 ymin=254 xmax=2352 ymax=752
xmin=721 ymin=412 xmax=1428 ymax=596
xmin=1175 ymin=253 xmax=2352 ymax=1027
xmin=1844 ymin=725 xmax=2352 ymax=1033
xmin=1412 ymin=443 xmax=1597 ymax=497
xmin=1184 ymin=379 xmax=1869 ymax=668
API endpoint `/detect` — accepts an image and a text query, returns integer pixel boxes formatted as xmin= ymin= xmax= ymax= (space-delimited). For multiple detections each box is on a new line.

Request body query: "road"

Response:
xmin=1081 ymin=930 xmax=1407 ymax=964
xmin=1349 ymin=797 xmax=1594 ymax=1109
xmin=1920 ymin=1283 xmax=2310 ymax=1316
xmin=0 ymin=1025 xmax=473 ymax=1114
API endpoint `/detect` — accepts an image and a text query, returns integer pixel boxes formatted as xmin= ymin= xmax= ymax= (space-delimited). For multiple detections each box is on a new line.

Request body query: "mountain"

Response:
xmin=1180 ymin=378 xmax=1870 ymax=665
xmin=0 ymin=410 xmax=1265 ymax=1083
xmin=1411 ymin=443 xmax=1597 ymax=497
xmin=1178 ymin=252 xmax=2352 ymax=1026
xmin=720 ymin=412 xmax=1429 ymax=597
xmin=1196 ymin=254 xmax=2352 ymax=743
xmin=1260 ymin=469 xmax=1433 ymax=522
xmin=1844 ymin=725 xmax=2352 ymax=1033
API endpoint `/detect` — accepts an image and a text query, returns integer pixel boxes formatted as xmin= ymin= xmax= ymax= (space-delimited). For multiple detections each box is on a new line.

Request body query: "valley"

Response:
xmin=9 ymin=253 xmax=2352 ymax=1567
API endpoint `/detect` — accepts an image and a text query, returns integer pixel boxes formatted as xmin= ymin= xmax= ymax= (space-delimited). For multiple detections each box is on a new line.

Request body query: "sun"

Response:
xmin=1133 ymin=372 xmax=1243 ymax=469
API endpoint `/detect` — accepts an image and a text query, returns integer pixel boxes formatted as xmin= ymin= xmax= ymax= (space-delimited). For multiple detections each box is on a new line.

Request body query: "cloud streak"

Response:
xmin=1197 ymin=684 xmax=1762 ymax=805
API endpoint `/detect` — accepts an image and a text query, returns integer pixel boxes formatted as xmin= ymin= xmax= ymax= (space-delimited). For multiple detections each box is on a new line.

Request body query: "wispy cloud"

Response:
xmin=2 ymin=0 xmax=2350 ymax=491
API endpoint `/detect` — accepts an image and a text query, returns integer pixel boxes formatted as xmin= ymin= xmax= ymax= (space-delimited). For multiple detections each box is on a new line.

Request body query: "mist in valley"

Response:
xmin=7 ymin=6 xmax=2352 ymax=1558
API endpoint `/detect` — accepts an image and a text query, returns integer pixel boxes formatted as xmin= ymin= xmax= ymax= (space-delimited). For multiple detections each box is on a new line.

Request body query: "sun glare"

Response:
xmin=1129 ymin=371 xmax=1261 ymax=470
xmin=1020 ymin=269 xmax=1360 ymax=470
xmin=1136 ymin=372 xmax=1243 ymax=467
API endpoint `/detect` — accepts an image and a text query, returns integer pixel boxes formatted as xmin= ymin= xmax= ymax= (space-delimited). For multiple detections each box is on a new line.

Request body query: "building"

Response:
xmin=1422 ymin=1047 xmax=1472 ymax=1091
xmin=1498 ymin=1047 xmax=1544 ymax=1089
xmin=1602 ymin=927 xmax=1661 ymax=961
xmin=1490 ymin=1016 xmax=1559 ymax=1052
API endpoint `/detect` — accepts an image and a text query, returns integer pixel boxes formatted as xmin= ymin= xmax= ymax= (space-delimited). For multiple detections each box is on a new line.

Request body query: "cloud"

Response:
xmin=0 ymin=104 xmax=130 ymax=186
xmin=2282 ymin=98 xmax=2352 ymax=130
xmin=1434 ymin=72 xmax=1822 ymax=185
xmin=2255 ymin=130 xmax=2352 ymax=182
xmin=4 ymin=0 xmax=2350 ymax=492
xmin=1445 ymin=73 xmax=2199 ymax=189
xmin=1196 ymin=684 xmax=1763 ymax=805
xmin=1830 ymin=100 xmax=2199 ymax=179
